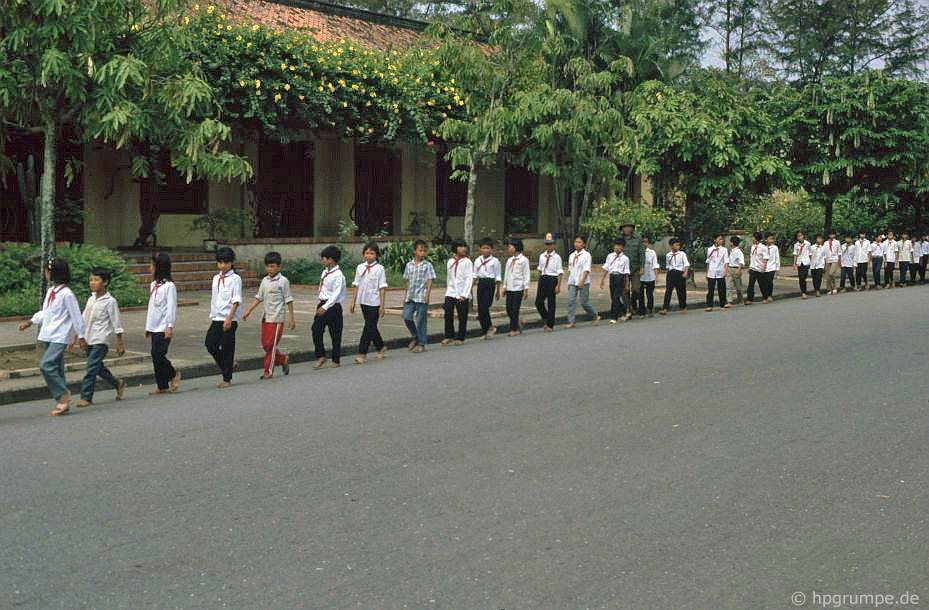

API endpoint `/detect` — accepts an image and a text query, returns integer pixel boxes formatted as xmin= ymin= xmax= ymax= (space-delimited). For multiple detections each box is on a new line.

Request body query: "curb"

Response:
xmin=2 ymin=285 xmax=810 ymax=407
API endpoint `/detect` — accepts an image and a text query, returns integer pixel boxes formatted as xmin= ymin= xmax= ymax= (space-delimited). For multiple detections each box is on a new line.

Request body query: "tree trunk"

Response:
xmin=464 ymin=163 xmax=477 ymax=249
xmin=725 ymin=0 xmax=733 ymax=73
xmin=40 ymin=116 xmax=58 ymax=302
xmin=823 ymin=199 xmax=834 ymax=235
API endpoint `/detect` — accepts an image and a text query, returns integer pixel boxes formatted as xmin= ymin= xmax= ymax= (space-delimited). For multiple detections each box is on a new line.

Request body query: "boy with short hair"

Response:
xmin=206 ymin=247 xmax=242 ymax=388
xmin=809 ymin=234 xmax=826 ymax=296
xmin=919 ymin=233 xmax=929 ymax=283
xmin=402 ymin=240 xmax=435 ymax=353
xmin=536 ymin=232 xmax=563 ymax=331
xmin=883 ymin=231 xmax=898 ymax=288
xmin=442 ymin=239 xmax=473 ymax=346
xmin=660 ymin=238 xmax=689 ymax=314
xmin=839 ymin=234 xmax=857 ymax=292
xmin=823 ymin=230 xmax=842 ymax=294
xmin=639 ymin=236 xmax=660 ymax=317
xmin=503 ymin=238 xmax=530 ymax=336
xmin=348 ymin=243 xmax=389 ymax=364
xmin=705 ymin=234 xmax=730 ymax=311
xmin=73 ymin=268 xmax=126 ymax=407
xmin=565 ymin=235 xmax=599 ymax=328
xmin=600 ymin=238 xmax=630 ymax=323
xmin=854 ymin=231 xmax=871 ymax=290
xmin=792 ymin=232 xmax=812 ymax=299
xmin=727 ymin=236 xmax=745 ymax=305
xmin=764 ymin=234 xmax=780 ymax=303
xmin=746 ymin=232 xmax=768 ymax=305
xmin=312 ymin=245 xmax=345 ymax=369
xmin=473 ymin=237 xmax=501 ymax=340
xmin=243 ymin=251 xmax=296 ymax=378
xmin=869 ymin=234 xmax=884 ymax=289
xmin=899 ymin=231 xmax=915 ymax=286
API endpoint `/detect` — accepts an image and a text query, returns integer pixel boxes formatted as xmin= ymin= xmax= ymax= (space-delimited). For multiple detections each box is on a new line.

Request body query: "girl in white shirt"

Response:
xmin=809 ymin=235 xmax=826 ymax=296
xmin=442 ymin=240 xmax=473 ymax=346
xmin=792 ymin=232 xmax=812 ymax=299
xmin=350 ymin=243 xmax=389 ymax=364
xmin=639 ymin=236 xmax=660 ymax=316
xmin=869 ymin=235 xmax=884 ymax=289
xmin=503 ymin=238 xmax=531 ymax=336
xmin=145 ymin=252 xmax=180 ymax=394
xmin=883 ymin=231 xmax=898 ymax=288
xmin=18 ymin=257 xmax=86 ymax=416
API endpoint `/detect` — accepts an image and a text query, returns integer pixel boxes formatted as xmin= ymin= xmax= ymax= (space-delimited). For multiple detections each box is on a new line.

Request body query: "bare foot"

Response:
xmin=116 ymin=378 xmax=126 ymax=400
xmin=312 ymin=358 xmax=327 ymax=370
xmin=171 ymin=371 xmax=182 ymax=392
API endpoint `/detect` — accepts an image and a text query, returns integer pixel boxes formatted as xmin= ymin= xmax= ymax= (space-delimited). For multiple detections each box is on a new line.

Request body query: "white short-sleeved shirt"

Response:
xmin=318 ymin=266 xmax=346 ymax=309
xmin=446 ymin=257 xmax=474 ymax=299
xmin=473 ymin=255 xmax=502 ymax=281
xmin=840 ymin=243 xmax=857 ymax=267
xmin=83 ymin=292 xmax=123 ymax=346
xmin=352 ymin=262 xmax=388 ymax=308
xmin=855 ymin=239 xmax=871 ymax=263
xmin=793 ymin=240 xmax=812 ymax=266
xmin=665 ymin=250 xmax=689 ymax=272
xmin=705 ymin=245 xmax=729 ymax=279
xmin=809 ymin=244 xmax=826 ymax=269
xmin=749 ymin=243 xmax=770 ymax=272
xmin=567 ymin=249 xmax=592 ymax=286
xmin=504 ymin=254 xmax=531 ymax=291
xmin=766 ymin=245 xmax=781 ymax=271
xmin=884 ymin=239 xmax=898 ymax=262
xmin=146 ymin=280 xmax=177 ymax=332
xmin=642 ymin=248 xmax=660 ymax=282
xmin=870 ymin=242 xmax=884 ymax=258
xmin=824 ymin=238 xmax=842 ymax=263
xmin=31 ymin=285 xmax=85 ymax=344
xmin=728 ymin=247 xmax=745 ymax=270
xmin=255 ymin=274 xmax=295 ymax=323
xmin=900 ymin=239 xmax=915 ymax=262
xmin=210 ymin=271 xmax=243 ymax=322
xmin=537 ymin=251 xmax=564 ymax=277
xmin=602 ymin=252 xmax=630 ymax=275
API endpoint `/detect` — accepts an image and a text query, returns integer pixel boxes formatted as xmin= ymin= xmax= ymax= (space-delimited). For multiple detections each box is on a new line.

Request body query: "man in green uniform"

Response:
xmin=621 ymin=221 xmax=646 ymax=317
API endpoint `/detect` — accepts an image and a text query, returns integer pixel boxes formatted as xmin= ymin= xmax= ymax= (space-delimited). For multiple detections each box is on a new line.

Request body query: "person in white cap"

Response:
xmin=535 ymin=232 xmax=563 ymax=331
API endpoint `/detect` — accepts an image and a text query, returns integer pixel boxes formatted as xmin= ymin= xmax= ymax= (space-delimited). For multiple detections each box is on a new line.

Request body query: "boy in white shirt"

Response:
xmin=503 ymin=238 xmax=530 ymax=336
xmin=809 ymin=234 xmax=826 ymax=296
xmin=792 ymin=231 xmax=812 ymax=299
xmin=312 ymin=245 xmax=346 ymax=368
xmin=898 ymin=231 xmax=914 ymax=286
xmin=839 ymin=234 xmax=857 ymax=292
xmin=19 ymin=257 xmax=86 ymax=416
xmin=705 ymin=233 xmax=730 ymax=311
xmin=243 ymin=251 xmax=297 ymax=376
xmin=145 ymin=252 xmax=180 ymax=394
xmin=442 ymin=239 xmax=473 ymax=346
xmin=883 ymin=231 xmax=898 ymax=288
xmin=854 ymin=231 xmax=871 ymax=290
xmin=869 ymin=234 xmax=884 ymax=289
xmin=535 ymin=232 xmax=563 ymax=332
xmin=347 ymin=243 xmax=388 ymax=363
xmin=565 ymin=235 xmax=599 ymax=328
xmin=920 ymin=233 xmax=929 ymax=284
xmin=206 ymin=247 xmax=242 ymax=388
xmin=913 ymin=236 xmax=924 ymax=284
xmin=764 ymin=234 xmax=780 ymax=302
xmin=727 ymin=236 xmax=745 ymax=305
xmin=472 ymin=237 xmax=502 ymax=339
xmin=746 ymin=232 xmax=769 ymax=305
xmin=660 ymin=238 xmax=689 ymax=314
xmin=823 ymin=230 xmax=842 ymax=294
xmin=73 ymin=268 xmax=126 ymax=408
xmin=599 ymin=238 xmax=631 ymax=323
xmin=639 ymin=236 xmax=660 ymax=317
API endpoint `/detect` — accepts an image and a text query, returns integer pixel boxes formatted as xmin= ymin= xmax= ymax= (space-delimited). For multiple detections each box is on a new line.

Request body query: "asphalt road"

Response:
xmin=2 ymin=287 xmax=928 ymax=609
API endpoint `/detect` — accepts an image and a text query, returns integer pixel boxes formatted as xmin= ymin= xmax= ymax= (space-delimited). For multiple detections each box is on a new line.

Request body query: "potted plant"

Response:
xmin=189 ymin=208 xmax=254 ymax=251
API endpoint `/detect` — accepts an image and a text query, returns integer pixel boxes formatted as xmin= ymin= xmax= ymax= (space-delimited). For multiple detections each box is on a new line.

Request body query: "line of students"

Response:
xmin=23 ymin=227 xmax=929 ymax=415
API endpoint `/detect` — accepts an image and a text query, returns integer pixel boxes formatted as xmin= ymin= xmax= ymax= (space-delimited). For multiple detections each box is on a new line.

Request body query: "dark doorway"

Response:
xmin=505 ymin=165 xmax=538 ymax=234
xmin=256 ymin=139 xmax=314 ymax=238
xmin=354 ymin=145 xmax=399 ymax=236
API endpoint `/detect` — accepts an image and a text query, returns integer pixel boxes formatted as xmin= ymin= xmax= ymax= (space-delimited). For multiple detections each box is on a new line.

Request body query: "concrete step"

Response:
xmin=130 ymin=269 xmax=259 ymax=283
xmin=126 ymin=261 xmax=232 ymax=274
xmin=124 ymin=253 xmax=257 ymax=292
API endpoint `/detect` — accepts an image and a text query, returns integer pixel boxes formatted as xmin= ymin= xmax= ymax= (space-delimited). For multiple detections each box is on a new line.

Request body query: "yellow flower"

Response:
xmin=283 ymin=83 xmax=291 ymax=91
xmin=328 ymin=83 xmax=335 ymax=92
xmin=656 ymin=92 xmax=663 ymax=100
xmin=246 ymin=42 xmax=252 ymax=48
xmin=427 ymin=100 xmax=434 ymax=106
xmin=239 ymin=79 xmax=246 ymax=87
xmin=450 ymin=78 xmax=455 ymax=84
xmin=183 ymin=15 xmax=190 ymax=25
xmin=280 ymin=63 xmax=288 ymax=70
xmin=337 ymin=79 xmax=346 ymax=87
xmin=289 ymin=65 xmax=296 ymax=71
xmin=226 ymin=24 xmax=232 ymax=31
xmin=447 ymin=104 xmax=452 ymax=110
xmin=206 ymin=4 xmax=214 ymax=14
xmin=351 ymin=84 xmax=359 ymax=90
xmin=342 ymin=101 xmax=348 ymax=108
xmin=318 ymin=85 xmax=324 ymax=92
xmin=369 ymin=91 xmax=376 ymax=98
xmin=235 ymin=35 xmax=242 ymax=41
xmin=366 ymin=101 xmax=372 ymax=107
xmin=252 ymin=24 xmax=260 ymax=31
xmin=368 ymin=127 xmax=374 ymax=133
xmin=193 ymin=3 xmax=200 ymax=10
xmin=298 ymin=95 xmax=305 ymax=100
xmin=441 ymin=112 xmax=447 ymax=118
xmin=255 ymin=79 xmax=261 ymax=89
xmin=274 ymin=93 xmax=282 ymax=101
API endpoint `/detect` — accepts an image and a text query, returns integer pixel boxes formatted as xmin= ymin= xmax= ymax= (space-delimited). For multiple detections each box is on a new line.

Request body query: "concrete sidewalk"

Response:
xmin=1 ymin=270 xmax=815 ymax=406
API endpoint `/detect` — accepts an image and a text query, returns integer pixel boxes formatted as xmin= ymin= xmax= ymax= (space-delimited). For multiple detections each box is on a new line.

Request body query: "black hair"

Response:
xmin=451 ymin=239 xmax=468 ymax=252
xmin=669 ymin=237 xmax=681 ymax=246
xmin=264 ymin=251 xmax=283 ymax=266
xmin=90 ymin=267 xmax=112 ymax=285
xmin=362 ymin=242 xmax=380 ymax=256
xmin=47 ymin=257 xmax=71 ymax=285
xmin=509 ymin=238 xmax=524 ymax=252
xmin=828 ymin=229 xmax=837 ymax=235
xmin=413 ymin=239 xmax=428 ymax=250
xmin=574 ymin=234 xmax=587 ymax=243
xmin=152 ymin=252 xmax=172 ymax=283
xmin=843 ymin=232 xmax=853 ymax=238
xmin=795 ymin=231 xmax=805 ymax=237
xmin=712 ymin=233 xmax=723 ymax=240
xmin=216 ymin=246 xmax=236 ymax=263
xmin=752 ymin=232 xmax=764 ymax=241
xmin=730 ymin=236 xmax=742 ymax=246
xmin=814 ymin=233 xmax=824 ymax=240
xmin=858 ymin=229 xmax=867 ymax=235
xmin=320 ymin=245 xmax=342 ymax=262
xmin=614 ymin=237 xmax=626 ymax=246
xmin=479 ymin=237 xmax=494 ymax=247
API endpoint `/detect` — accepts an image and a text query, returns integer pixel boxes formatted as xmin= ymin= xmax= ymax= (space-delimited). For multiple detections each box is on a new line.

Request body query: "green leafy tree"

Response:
xmin=0 ymin=0 xmax=252 ymax=299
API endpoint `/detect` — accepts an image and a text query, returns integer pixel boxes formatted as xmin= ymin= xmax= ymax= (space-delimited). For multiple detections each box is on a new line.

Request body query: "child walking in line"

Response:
xmin=402 ymin=240 xmax=435 ymax=353
xmin=823 ymin=230 xmax=842 ymax=294
xmin=869 ymin=234 xmax=884 ymax=289
xmin=312 ymin=246 xmax=345 ymax=369
xmin=638 ymin=236 xmax=660 ymax=316
xmin=205 ymin=247 xmax=242 ymax=388
xmin=883 ymin=231 xmax=898 ymax=288
xmin=746 ymin=232 xmax=769 ymax=305
xmin=764 ymin=234 xmax=780 ymax=302
xmin=442 ymin=239 xmax=473 ymax=346
xmin=898 ymin=231 xmax=914 ymax=286
xmin=792 ymin=232 xmax=812 ymax=299
xmin=920 ymin=233 xmax=929 ymax=283
xmin=727 ymin=236 xmax=745 ymax=305
xmin=19 ymin=257 xmax=86 ymax=416
xmin=473 ymin=237 xmax=502 ymax=340
xmin=809 ymin=235 xmax=826 ymax=296
xmin=503 ymin=238 xmax=530 ymax=336
xmin=565 ymin=235 xmax=599 ymax=328
xmin=535 ymin=232 xmax=563 ymax=332
xmin=145 ymin=252 xmax=180 ymax=395
xmin=660 ymin=238 xmax=689 ymax=314
xmin=705 ymin=233 xmax=730 ymax=311
xmin=348 ymin=243 xmax=388 ymax=364
xmin=242 ymin=251 xmax=296 ymax=378
xmin=913 ymin=236 xmax=924 ymax=284
xmin=600 ymin=238 xmax=630 ymax=323
xmin=854 ymin=231 xmax=871 ymax=290
xmin=73 ymin=268 xmax=126 ymax=407
xmin=839 ymin=234 xmax=857 ymax=292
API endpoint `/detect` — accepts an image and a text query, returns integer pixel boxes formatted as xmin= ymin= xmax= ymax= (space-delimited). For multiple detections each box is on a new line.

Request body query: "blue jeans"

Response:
xmin=80 ymin=344 xmax=120 ymax=401
xmin=39 ymin=341 xmax=68 ymax=401
xmin=403 ymin=301 xmax=428 ymax=346
xmin=567 ymin=284 xmax=596 ymax=323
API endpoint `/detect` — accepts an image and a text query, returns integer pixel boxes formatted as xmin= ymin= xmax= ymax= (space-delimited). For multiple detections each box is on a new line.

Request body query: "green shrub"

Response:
xmin=379 ymin=240 xmax=453 ymax=273
xmin=832 ymin=197 xmax=895 ymax=237
xmin=0 ymin=289 xmax=41 ymax=318
xmin=281 ymin=258 xmax=324 ymax=284
xmin=735 ymin=191 xmax=824 ymax=248
xmin=583 ymin=198 xmax=671 ymax=246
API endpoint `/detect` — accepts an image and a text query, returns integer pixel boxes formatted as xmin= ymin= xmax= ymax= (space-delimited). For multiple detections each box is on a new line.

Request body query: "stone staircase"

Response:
xmin=123 ymin=252 xmax=259 ymax=292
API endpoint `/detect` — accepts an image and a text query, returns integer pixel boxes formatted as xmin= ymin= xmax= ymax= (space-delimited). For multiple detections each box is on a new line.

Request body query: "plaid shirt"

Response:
xmin=403 ymin=259 xmax=436 ymax=303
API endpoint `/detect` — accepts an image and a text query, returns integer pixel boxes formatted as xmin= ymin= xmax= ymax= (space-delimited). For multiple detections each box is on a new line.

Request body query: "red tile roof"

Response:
xmin=215 ymin=0 xmax=426 ymax=51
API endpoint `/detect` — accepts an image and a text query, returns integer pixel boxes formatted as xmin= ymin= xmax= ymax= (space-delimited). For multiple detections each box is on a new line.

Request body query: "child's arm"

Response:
xmin=495 ymin=279 xmax=502 ymax=300
xmin=378 ymin=286 xmax=387 ymax=316
xmin=425 ymin=278 xmax=433 ymax=304
xmin=224 ymin=276 xmax=242 ymax=330
xmin=349 ymin=284 xmax=358 ymax=314
xmin=242 ymin=297 xmax=262 ymax=321
xmin=599 ymin=266 xmax=609 ymax=289
xmin=165 ymin=283 xmax=177 ymax=339
xmin=287 ymin=301 xmax=296 ymax=330
xmin=110 ymin=300 xmax=126 ymax=356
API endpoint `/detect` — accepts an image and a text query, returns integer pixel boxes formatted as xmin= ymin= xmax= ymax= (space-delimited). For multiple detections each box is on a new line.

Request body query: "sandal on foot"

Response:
xmin=376 ymin=347 xmax=388 ymax=359
xmin=354 ymin=356 xmax=368 ymax=365
xmin=77 ymin=400 xmax=92 ymax=408
xmin=171 ymin=371 xmax=182 ymax=392
xmin=312 ymin=358 xmax=327 ymax=370
xmin=49 ymin=402 xmax=71 ymax=417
